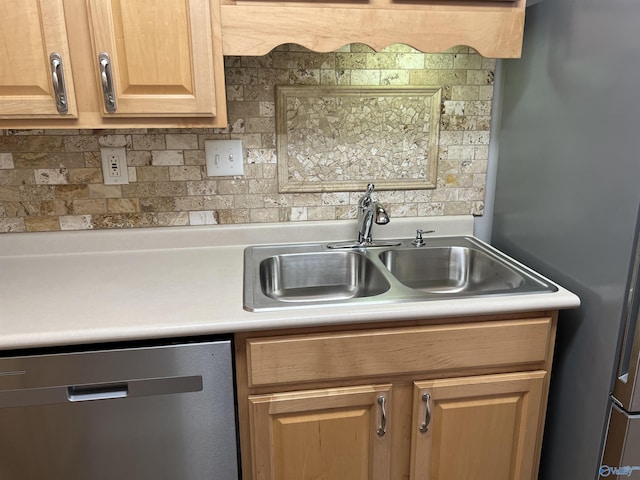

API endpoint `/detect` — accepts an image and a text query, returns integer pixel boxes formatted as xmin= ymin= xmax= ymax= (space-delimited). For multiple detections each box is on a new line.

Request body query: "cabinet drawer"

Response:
xmin=245 ymin=318 xmax=552 ymax=387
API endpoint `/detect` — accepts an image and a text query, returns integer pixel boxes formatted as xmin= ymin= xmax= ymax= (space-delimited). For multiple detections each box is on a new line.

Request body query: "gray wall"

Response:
xmin=491 ymin=1 xmax=640 ymax=479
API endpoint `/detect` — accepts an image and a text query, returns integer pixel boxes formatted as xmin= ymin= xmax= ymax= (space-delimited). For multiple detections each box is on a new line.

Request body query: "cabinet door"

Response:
xmin=249 ymin=384 xmax=392 ymax=480
xmin=410 ymin=371 xmax=546 ymax=480
xmin=86 ymin=0 xmax=218 ymax=117
xmin=0 ymin=0 xmax=77 ymax=118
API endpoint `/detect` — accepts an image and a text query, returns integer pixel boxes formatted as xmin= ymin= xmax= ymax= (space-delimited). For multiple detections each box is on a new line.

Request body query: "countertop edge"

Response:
xmin=0 ymin=216 xmax=581 ymax=351
xmin=0 ymin=289 xmax=580 ymax=351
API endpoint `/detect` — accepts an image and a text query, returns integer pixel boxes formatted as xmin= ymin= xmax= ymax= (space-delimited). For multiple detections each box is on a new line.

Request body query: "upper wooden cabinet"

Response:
xmin=0 ymin=0 xmax=227 ymax=129
xmin=0 ymin=0 xmax=78 ymax=119
xmin=86 ymin=0 xmax=219 ymax=118
xmin=219 ymin=0 xmax=527 ymax=58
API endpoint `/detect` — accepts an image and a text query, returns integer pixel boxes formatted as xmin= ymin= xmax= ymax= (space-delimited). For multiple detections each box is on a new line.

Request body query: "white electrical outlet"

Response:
xmin=205 ymin=140 xmax=244 ymax=177
xmin=100 ymin=147 xmax=129 ymax=185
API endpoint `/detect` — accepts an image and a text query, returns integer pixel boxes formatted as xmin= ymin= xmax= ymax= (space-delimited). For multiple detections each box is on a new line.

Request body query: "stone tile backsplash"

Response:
xmin=0 ymin=44 xmax=494 ymax=233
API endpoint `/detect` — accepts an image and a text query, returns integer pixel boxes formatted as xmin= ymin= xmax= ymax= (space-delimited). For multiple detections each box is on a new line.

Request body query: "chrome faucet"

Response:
xmin=357 ymin=184 xmax=390 ymax=244
xmin=327 ymin=184 xmax=399 ymax=249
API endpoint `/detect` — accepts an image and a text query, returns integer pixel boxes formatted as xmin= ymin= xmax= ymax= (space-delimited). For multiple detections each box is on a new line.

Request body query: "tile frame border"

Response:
xmin=276 ymin=85 xmax=442 ymax=193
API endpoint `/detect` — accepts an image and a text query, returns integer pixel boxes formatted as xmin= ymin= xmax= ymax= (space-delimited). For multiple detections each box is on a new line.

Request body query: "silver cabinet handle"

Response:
xmin=49 ymin=53 xmax=68 ymax=114
xmin=419 ymin=393 xmax=431 ymax=433
xmin=377 ymin=395 xmax=387 ymax=437
xmin=98 ymin=52 xmax=117 ymax=113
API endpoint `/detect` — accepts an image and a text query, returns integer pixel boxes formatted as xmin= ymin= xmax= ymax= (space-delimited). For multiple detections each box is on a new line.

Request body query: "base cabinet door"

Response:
xmin=248 ymin=384 xmax=392 ymax=480
xmin=410 ymin=371 xmax=546 ymax=480
xmin=0 ymin=0 xmax=77 ymax=118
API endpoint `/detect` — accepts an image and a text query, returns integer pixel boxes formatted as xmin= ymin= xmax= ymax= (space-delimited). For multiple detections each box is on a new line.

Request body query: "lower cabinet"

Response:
xmin=235 ymin=313 xmax=557 ymax=480
xmin=410 ymin=372 xmax=546 ymax=480
xmin=249 ymin=384 xmax=392 ymax=480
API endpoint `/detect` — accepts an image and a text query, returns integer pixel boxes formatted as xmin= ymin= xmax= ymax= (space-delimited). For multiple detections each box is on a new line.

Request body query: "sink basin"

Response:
xmin=243 ymin=236 xmax=557 ymax=311
xmin=259 ymin=251 xmax=390 ymax=302
xmin=379 ymin=246 xmax=526 ymax=294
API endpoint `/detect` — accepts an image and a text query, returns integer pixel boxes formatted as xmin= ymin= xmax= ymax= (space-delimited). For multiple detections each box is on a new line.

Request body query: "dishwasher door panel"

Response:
xmin=0 ymin=339 xmax=239 ymax=480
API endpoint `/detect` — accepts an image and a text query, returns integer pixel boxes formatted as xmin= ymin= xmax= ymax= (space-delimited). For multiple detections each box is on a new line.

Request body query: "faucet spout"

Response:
xmin=373 ymin=202 xmax=390 ymax=225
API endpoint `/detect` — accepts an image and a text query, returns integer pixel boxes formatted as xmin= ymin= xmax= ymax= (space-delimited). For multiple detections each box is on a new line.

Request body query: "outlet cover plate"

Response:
xmin=205 ymin=140 xmax=244 ymax=176
xmin=100 ymin=147 xmax=129 ymax=185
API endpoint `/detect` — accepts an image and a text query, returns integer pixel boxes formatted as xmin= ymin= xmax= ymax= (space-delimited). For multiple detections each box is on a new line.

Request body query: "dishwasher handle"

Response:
xmin=0 ymin=375 xmax=202 ymax=408
xmin=67 ymin=382 xmax=128 ymax=402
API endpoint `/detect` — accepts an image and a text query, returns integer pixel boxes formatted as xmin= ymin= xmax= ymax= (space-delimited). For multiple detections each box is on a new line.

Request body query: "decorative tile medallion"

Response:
xmin=276 ymin=86 xmax=442 ymax=192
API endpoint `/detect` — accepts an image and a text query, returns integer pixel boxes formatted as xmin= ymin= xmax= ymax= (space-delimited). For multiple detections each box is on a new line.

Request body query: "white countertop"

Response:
xmin=0 ymin=216 xmax=580 ymax=351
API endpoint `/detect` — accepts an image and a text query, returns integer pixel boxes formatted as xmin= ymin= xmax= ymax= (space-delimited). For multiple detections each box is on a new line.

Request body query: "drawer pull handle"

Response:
xmin=49 ymin=53 xmax=68 ymax=114
xmin=420 ymin=393 xmax=431 ymax=433
xmin=377 ymin=395 xmax=387 ymax=437
xmin=98 ymin=52 xmax=117 ymax=113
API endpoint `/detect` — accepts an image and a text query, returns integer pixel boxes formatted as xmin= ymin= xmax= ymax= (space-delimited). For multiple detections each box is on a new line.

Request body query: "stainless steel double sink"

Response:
xmin=243 ymin=236 xmax=557 ymax=311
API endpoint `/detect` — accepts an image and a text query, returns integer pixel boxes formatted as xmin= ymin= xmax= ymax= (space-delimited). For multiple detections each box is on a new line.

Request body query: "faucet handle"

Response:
xmin=412 ymin=229 xmax=435 ymax=247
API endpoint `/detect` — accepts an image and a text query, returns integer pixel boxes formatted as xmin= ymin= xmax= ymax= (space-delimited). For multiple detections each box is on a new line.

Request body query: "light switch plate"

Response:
xmin=205 ymin=140 xmax=244 ymax=177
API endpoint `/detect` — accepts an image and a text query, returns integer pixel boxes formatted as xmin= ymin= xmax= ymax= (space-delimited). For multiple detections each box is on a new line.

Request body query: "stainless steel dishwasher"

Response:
xmin=0 ymin=337 xmax=239 ymax=480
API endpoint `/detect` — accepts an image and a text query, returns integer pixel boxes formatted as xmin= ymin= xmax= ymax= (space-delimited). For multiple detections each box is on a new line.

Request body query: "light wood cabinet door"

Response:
xmin=410 ymin=371 xmax=546 ymax=480
xmin=248 ymin=384 xmax=392 ymax=480
xmin=86 ymin=0 xmax=218 ymax=117
xmin=0 ymin=0 xmax=78 ymax=118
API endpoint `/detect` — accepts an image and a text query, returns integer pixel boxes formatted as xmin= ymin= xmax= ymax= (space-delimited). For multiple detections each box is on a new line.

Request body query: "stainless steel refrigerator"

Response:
xmin=600 ymin=211 xmax=640 ymax=479
xmin=489 ymin=0 xmax=640 ymax=479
